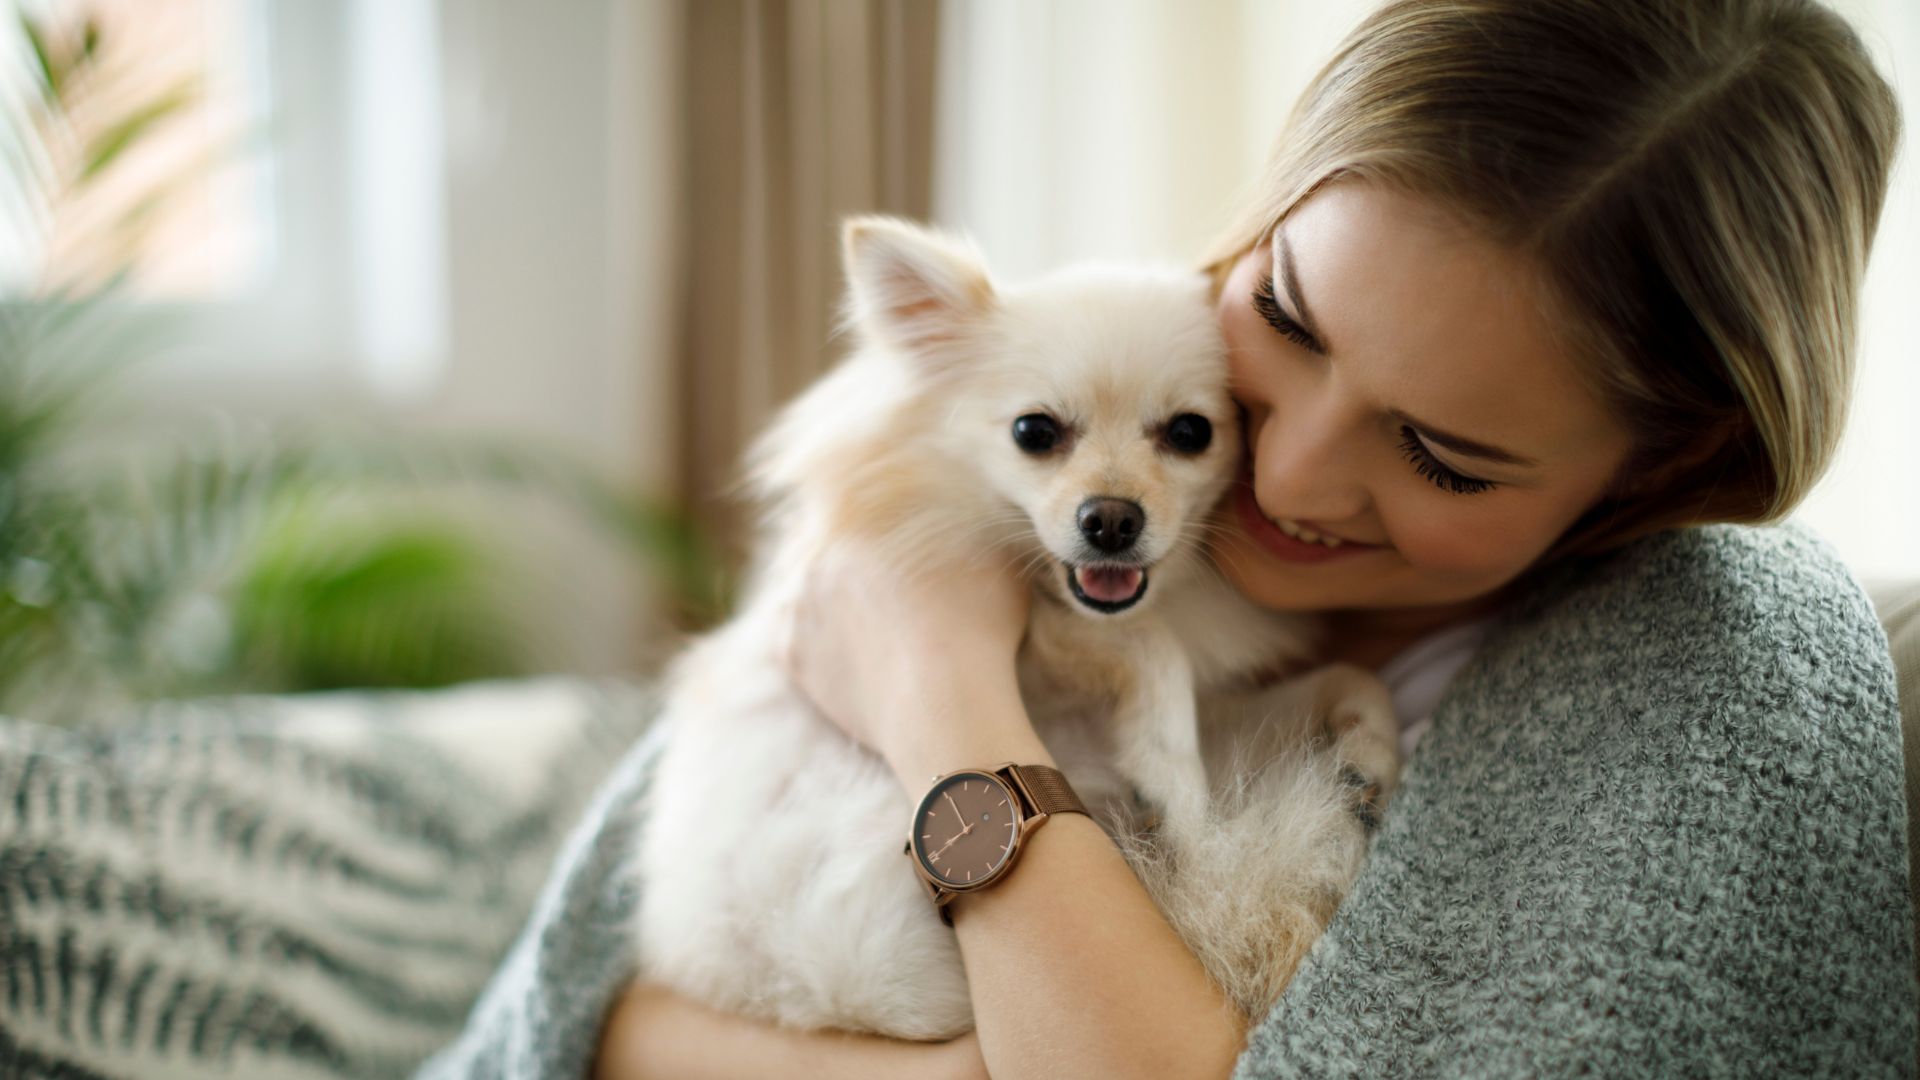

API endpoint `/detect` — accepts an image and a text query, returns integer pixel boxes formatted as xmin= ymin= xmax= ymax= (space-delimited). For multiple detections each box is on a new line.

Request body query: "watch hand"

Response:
xmin=929 ymin=821 xmax=974 ymax=860
xmin=929 ymin=792 xmax=971 ymax=861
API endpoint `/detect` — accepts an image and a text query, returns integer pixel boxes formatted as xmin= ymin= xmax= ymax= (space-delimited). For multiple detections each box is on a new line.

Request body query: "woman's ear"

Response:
xmin=839 ymin=216 xmax=995 ymax=360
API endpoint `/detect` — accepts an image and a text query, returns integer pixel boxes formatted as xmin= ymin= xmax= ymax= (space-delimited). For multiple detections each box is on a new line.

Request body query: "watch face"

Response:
xmin=910 ymin=771 xmax=1022 ymax=889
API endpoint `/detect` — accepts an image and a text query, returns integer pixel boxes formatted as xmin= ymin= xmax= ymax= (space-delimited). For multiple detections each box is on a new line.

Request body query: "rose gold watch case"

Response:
xmin=902 ymin=761 xmax=1052 ymax=912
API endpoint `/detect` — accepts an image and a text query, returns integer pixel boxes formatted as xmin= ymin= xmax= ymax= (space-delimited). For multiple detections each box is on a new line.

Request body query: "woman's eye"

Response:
xmin=1164 ymin=414 xmax=1212 ymax=454
xmin=1398 ymin=426 xmax=1496 ymax=495
xmin=1012 ymin=414 xmax=1062 ymax=454
xmin=1251 ymin=273 xmax=1319 ymax=351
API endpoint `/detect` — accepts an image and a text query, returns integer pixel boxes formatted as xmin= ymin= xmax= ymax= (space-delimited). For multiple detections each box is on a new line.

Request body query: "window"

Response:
xmin=4 ymin=0 xmax=449 ymax=401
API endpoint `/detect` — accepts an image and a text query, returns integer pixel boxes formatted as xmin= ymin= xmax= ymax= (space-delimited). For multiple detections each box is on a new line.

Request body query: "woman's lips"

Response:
xmin=1232 ymin=483 xmax=1382 ymax=564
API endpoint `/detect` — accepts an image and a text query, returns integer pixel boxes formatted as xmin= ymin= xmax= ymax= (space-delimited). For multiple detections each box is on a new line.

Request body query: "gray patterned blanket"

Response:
xmin=0 ymin=677 xmax=660 ymax=1079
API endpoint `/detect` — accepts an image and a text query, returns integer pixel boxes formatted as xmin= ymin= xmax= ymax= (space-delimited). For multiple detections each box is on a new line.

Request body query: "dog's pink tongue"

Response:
xmin=1078 ymin=566 xmax=1143 ymax=602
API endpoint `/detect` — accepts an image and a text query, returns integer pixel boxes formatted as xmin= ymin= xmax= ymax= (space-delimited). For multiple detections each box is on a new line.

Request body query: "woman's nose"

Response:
xmin=1248 ymin=400 xmax=1371 ymax=524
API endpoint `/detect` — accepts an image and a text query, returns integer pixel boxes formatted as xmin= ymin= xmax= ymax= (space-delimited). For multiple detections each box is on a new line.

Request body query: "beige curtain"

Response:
xmin=673 ymin=0 xmax=942 ymax=560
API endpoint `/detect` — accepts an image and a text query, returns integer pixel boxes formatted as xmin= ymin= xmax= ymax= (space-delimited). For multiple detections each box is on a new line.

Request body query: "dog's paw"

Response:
xmin=1311 ymin=665 xmax=1402 ymax=829
xmin=1329 ymin=703 xmax=1399 ymax=798
xmin=1338 ymin=762 xmax=1385 ymax=835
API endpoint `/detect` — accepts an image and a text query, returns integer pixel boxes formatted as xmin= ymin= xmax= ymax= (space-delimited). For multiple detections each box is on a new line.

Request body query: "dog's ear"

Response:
xmin=839 ymin=216 xmax=994 ymax=361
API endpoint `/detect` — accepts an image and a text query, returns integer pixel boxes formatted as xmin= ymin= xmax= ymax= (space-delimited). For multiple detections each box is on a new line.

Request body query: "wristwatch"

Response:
xmin=903 ymin=761 xmax=1090 ymax=926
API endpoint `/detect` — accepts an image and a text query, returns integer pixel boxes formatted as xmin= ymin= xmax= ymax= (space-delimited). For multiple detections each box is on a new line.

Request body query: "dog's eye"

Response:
xmin=1012 ymin=414 xmax=1062 ymax=454
xmin=1164 ymin=414 xmax=1212 ymax=454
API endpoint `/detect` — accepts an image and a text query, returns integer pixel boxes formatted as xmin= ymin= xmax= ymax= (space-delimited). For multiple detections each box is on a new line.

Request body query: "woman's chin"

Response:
xmin=1211 ymin=534 xmax=1373 ymax=612
xmin=1240 ymin=569 xmax=1360 ymax=612
xmin=1206 ymin=508 xmax=1380 ymax=599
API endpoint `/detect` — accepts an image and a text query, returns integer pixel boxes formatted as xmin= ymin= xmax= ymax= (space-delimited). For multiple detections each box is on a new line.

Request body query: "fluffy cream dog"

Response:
xmin=631 ymin=217 xmax=1399 ymax=1038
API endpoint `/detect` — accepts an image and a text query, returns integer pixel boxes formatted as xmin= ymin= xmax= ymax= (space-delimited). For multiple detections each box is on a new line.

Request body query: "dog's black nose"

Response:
xmin=1078 ymin=497 xmax=1144 ymax=554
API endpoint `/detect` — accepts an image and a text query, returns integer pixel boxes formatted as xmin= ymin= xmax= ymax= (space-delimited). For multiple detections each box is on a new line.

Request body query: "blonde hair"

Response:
xmin=1202 ymin=0 xmax=1901 ymax=563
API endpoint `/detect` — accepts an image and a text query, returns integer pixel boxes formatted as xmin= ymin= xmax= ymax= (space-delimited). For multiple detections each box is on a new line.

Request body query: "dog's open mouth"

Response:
xmin=1066 ymin=563 xmax=1149 ymax=613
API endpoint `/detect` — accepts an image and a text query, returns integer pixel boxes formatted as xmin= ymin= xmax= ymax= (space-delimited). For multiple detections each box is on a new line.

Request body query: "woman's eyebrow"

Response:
xmin=1271 ymin=227 xmax=1330 ymax=354
xmin=1389 ymin=408 xmax=1541 ymax=467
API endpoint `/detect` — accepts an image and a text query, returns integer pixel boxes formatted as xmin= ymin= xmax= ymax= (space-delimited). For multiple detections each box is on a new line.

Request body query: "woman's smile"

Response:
xmin=1230 ymin=478 xmax=1384 ymax=564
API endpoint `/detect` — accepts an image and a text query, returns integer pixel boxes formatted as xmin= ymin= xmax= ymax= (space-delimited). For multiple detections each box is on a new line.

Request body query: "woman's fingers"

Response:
xmin=781 ymin=537 xmax=1030 ymax=759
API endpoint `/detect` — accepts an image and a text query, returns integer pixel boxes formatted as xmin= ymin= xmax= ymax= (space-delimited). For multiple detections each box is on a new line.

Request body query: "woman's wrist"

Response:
xmin=880 ymin=678 xmax=1053 ymax=791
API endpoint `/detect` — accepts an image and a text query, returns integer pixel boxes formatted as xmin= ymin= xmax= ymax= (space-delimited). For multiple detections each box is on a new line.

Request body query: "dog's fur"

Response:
xmin=630 ymin=217 xmax=1400 ymax=1038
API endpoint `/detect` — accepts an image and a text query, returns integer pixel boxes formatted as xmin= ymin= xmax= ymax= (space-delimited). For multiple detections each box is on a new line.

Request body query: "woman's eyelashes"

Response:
xmin=1250 ymin=271 xmax=1496 ymax=497
xmin=1398 ymin=426 xmax=1497 ymax=495
xmin=1251 ymin=273 xmax=1320 ymax=351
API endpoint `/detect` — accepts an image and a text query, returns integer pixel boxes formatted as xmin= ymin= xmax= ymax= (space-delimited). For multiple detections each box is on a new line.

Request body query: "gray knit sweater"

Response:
xmin=420 ymin=521 xmax=1917 ymax=1078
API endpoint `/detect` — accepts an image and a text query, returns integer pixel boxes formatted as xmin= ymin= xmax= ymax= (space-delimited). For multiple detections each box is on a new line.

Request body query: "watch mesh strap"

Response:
xmin=1009 ymin=764 xmax=1090 ymax=819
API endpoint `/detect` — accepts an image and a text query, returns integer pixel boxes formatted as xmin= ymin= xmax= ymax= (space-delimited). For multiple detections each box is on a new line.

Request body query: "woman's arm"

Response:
xmin=592 ymin=980 xmax=988 ymax=1080
xmin=782 ymin=543 xmax=1252 ymax=1080
xmin=882 ymin=685 xmax=1252 ymax=1080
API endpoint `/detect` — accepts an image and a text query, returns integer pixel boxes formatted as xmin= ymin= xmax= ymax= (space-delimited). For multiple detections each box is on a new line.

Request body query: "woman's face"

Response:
xmin=1211 ymin=179 xmax=1635 ymax=621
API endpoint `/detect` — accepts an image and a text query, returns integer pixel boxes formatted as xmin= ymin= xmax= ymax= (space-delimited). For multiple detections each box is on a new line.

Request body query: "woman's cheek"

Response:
xmin=1381 ymin=502 xmax=1536 ymax=582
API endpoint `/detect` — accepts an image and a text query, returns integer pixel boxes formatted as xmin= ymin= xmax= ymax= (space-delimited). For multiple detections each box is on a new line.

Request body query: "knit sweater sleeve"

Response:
xmin=1233 ymin=522 xmax=1917 ymax=1079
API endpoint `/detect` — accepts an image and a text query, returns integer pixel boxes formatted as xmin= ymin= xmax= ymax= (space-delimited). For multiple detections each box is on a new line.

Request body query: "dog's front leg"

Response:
xmin=1109 ymin=633 xmax=1213 ymax=846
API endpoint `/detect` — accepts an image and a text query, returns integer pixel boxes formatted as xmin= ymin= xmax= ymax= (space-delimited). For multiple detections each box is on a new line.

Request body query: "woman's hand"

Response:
xmin=780 ymin=536 xmax=1037 ymax=784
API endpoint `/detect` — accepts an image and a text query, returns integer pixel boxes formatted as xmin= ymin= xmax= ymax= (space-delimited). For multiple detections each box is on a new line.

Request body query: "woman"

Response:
xmin=424 ymin=1 xmax=1910 ymax=1077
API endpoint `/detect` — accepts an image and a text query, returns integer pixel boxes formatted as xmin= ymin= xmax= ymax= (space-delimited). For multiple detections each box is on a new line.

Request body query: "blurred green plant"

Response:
xmin=1 ymin=9 xmax=728 ymax=725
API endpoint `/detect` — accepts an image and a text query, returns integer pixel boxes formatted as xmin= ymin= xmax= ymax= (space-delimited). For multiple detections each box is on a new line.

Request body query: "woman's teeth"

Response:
xmin=1270 ymin=515 xmax=1343 ymax=548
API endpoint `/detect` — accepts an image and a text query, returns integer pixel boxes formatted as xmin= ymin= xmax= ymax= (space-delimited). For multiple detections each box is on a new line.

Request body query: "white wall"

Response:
xmin=1800 ymin=0 xmax=1920 ymax=583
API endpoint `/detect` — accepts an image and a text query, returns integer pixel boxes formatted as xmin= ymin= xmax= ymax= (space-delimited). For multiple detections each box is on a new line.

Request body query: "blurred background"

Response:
xmin=1 ymin=0 xmax=1915 ymax=724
